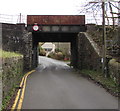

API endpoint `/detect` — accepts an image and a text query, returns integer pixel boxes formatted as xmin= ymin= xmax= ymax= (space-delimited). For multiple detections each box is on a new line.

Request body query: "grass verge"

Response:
xmin=0 ymin=50 xmax=22 ymax=58
xmin=79 ymin=69 xmax=119 ymax=97
xmin=1 ymin=75 xmax=23 ymax=111
xmin=2 ymin=86 xmax=16 ymax=110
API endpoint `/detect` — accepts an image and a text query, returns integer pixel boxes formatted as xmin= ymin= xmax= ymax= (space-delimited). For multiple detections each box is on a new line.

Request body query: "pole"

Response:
xmin=19 ymin=13 xmax=22 ymax=23
xmin=102 ymin=1 xmax=107 ymax=77
xmin=117 ymin=1 xmax=120 ymax=60
xmin=118 ymin=1 xmax=120 ymax=26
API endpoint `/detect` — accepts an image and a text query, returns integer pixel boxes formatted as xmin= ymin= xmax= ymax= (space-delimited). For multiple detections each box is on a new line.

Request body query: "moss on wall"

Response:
xmin=1 ymin=50 xmax=23 ymax=109
xmin=108 ymin=59 xmax=120 ymax=84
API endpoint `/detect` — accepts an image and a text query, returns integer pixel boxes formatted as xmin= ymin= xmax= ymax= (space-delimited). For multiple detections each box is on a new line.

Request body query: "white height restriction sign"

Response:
xmin=33 ymin=24 xmax=39 ymax=31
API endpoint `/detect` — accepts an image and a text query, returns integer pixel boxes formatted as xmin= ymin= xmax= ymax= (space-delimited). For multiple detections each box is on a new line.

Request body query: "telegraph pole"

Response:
xmin=89 ymin=0 xmax=107 ymax=76
xmin=102 ymin=1 xmax=107 ymax=76
xmin=118 ymin=1 xmax=120 ymax=51
xmin=89 ymin=0 xmax=119 ymax=76
xmin=19 ymin=13 xmax=22 ymax=23
xmin=117 ymin=1 xmax=120 ymax=48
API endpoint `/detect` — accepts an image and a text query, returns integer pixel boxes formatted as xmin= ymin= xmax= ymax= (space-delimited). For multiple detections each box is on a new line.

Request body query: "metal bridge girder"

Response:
xmin=27 ymin=25 xmax=86 ymax=33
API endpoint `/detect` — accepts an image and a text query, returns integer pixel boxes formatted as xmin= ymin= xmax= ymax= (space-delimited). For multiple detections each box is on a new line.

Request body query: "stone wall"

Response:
xmin=2 ymin=23 xmax=33 ymax=71
xmin=78 ymin=32 xmax=120 ymax=84
xmin=77 ymin=32 xmax=102 ymax=71
xmin=86 ymin=24 xmax=120 ymax=59
xmin=2 ymin=56 xmax=23 ymax=99
xmin=21 ymin=32 xmax=33 ymax=70
xmin=108 ymin=59 xmax=120 ymax=84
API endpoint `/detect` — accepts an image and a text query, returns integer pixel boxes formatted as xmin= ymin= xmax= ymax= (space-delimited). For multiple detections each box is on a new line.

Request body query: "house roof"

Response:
xmin=41 ymin=42 xmax=54 ymax=49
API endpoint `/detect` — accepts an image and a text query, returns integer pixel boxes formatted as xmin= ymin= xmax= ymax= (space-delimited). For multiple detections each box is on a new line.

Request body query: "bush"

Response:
xmin=39 ymin=50 xmax=46 ymax=56
xmin=39 ymin=47 xmax=46 ymax=56
xmin=56 ymin=52 xmax=64 ymax=60
xmin=48 ymin=52 xmax=65 ymax=60
xmin=48 ymin=52 xmax=55 ymax=58
xmin=55 ymin=48 xmax=62 ymax=53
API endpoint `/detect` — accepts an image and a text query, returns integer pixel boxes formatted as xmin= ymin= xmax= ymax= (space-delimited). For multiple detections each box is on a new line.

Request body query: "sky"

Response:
xmin=0 ymin=0 xmax=84 ymax=15
xmin=0 ymin=0 xmax=119 ymax=24
xmin=0 ymin=0 xmax=85 ymax=23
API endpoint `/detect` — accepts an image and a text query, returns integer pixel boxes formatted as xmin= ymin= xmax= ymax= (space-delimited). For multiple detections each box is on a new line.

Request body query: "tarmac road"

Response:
xmin=22 ymin=56 xmax=118 ymax=109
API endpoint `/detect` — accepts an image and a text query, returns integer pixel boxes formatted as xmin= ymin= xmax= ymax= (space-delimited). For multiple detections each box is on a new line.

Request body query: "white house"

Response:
xmin=41 ymin=42 xmax=55 ymax=56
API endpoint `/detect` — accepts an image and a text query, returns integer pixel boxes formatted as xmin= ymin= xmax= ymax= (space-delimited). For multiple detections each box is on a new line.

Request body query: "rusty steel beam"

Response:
xmin=27 ymin=15 xmax=85 ymax=25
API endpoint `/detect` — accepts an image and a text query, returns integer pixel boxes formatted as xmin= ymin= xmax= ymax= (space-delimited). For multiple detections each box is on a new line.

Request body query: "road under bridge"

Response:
xmin=2 ymin=15 xmax=100 ymax=72
xmin=1 ymin=16 xmax=118 ymax=110
xmin=27 ymin=15 xmax=86 ymax=68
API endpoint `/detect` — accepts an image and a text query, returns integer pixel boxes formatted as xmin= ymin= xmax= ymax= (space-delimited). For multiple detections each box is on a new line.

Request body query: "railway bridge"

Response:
xmin=2 ymin=15 xmax=100 ymax=71
xmin=1 ymin=15 xmax=119 ymax=110
xmin=27 ymin=15 xmax=86 ymax=68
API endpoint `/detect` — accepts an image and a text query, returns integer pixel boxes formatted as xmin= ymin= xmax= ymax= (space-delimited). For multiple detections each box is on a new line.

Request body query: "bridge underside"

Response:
xmin=32 ymin=32 xmax=79 ymax=68
xmin=33 ymin=32 xmax=77 ymax=42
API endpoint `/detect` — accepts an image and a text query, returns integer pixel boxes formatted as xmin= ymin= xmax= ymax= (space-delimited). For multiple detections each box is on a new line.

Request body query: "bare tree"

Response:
xmin=79 ymin=0 xmax=120 ymax=75
xmin=79 ymin=0 xmax=119 ymax=27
